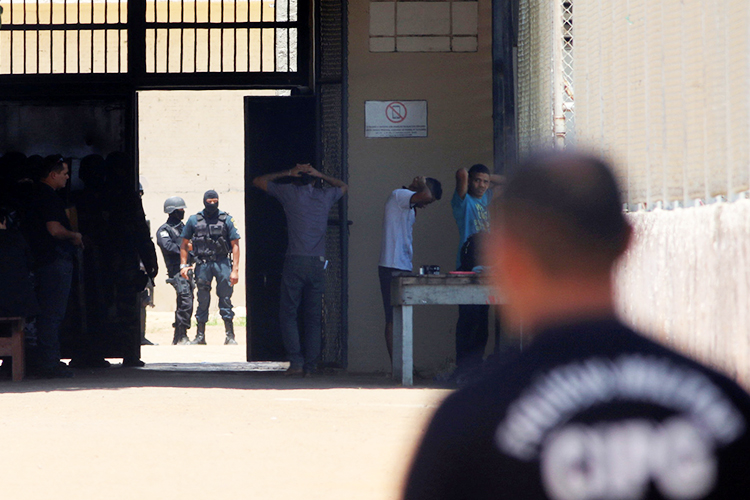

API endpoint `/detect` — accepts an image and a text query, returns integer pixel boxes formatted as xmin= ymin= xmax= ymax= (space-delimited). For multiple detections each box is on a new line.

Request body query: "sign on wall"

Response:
xmin=365 ymin=100 xmax=428 ymax=138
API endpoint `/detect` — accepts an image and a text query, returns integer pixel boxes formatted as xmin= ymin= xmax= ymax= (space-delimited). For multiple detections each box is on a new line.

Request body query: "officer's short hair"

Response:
xmin=494 ymin=150 xmax=630 ymax=275
xmin=39 ymin=155 xmax=66 ymax=181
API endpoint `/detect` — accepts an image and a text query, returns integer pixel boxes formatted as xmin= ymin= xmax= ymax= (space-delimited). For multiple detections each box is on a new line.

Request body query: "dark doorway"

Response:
xmin=0 ymin=98 xmax=143 ymax=363
xmin=244 ymin=96 xmax=316 ymax=361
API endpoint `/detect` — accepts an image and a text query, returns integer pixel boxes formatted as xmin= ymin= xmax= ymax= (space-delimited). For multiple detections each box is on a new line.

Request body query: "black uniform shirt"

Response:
xmin=404 ymin=319 xmax=750 ymax=500
xmin=25 ymin=182 xmax=74 ymax=268
xmin=156 ymin=220 xmax=185 ymax=278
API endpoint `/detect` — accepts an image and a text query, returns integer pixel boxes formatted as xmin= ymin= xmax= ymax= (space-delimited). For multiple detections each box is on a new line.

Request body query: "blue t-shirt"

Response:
xmin=451 ymin=189 xmax=492 ymax=269
xmin=181 ymin=209 xmax=241 ymax=242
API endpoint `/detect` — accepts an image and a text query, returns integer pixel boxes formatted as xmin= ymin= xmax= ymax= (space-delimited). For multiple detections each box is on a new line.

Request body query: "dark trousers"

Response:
xmin=33 ymin=256 xmax=74 ymax=370
xmin=456 ymin=304 xmax=489 ymax=371
xmin=279 ymin=255 xmax=325 ymax=371
xmin=169 ymin=274 xmax=194 ymax=329
xmin=378 ymin=266 xmax=410 ymax=324
xmin=194 ymin=258 xmax=234 ymax=324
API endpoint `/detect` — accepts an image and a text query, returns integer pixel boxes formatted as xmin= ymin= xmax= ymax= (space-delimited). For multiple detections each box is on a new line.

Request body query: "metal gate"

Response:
xmin=0 ymin=0 xmax=310 ymax=87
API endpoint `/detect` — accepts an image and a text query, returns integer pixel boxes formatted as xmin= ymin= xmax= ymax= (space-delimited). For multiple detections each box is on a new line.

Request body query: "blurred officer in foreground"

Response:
xmin=404 ymin=151 xmax=750 ymax=500
xmin=180 ymin=190 xmax=241 ymax=345
xmin=157 ymin=196 xmax=193 ymax=345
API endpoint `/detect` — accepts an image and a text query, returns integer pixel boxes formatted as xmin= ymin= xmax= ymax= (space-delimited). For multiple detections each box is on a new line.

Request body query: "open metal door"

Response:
xmin=245 ymin=95 xmax=349 ymax=367
xmin=244 ymin=96 xmax=316 ymax=362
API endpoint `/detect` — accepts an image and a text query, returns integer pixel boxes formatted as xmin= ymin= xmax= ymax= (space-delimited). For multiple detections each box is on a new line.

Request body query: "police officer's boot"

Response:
xmin=172 ymin=325 xmax=190 ymax=345
xmin=191 ymin=322 xmax=207 ymax=345
xmin=224 ymin=319 xmax=238 ymax=345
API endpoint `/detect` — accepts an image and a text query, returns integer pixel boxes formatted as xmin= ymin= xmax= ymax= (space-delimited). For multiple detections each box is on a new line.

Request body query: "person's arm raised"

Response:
xmin=455 ymin=168 xmax=469 ymax=200
xmin=409 ymin=176 xmax=433 ymax=206
xmin=489 ymin=173 xmax=505 ymax=188
xmin=307 ymin=165 xmax=348 ymax=195
xmin=252 ymin=164 xmax=306 ymax=191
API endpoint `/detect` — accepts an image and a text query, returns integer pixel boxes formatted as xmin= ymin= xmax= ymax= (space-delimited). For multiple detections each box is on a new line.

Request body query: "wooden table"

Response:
xmin=0 ymin=317 xmax=25 ymax=381
xmin=391 ymin=274 xmax=502 ymax=386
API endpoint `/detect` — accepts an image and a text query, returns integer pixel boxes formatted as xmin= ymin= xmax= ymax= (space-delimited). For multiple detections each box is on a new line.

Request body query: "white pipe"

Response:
xmin=552 ymin=0 xmax=565 ymax=149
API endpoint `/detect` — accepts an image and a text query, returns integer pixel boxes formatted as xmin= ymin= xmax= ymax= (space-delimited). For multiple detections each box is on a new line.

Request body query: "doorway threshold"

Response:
xmin=139 ymin=361 xmax=289 ymax=372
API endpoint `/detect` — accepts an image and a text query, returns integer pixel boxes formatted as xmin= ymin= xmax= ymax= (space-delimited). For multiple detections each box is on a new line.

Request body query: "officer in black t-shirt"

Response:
xmin=404 ymin=151 xmax=750 ymax=500
xmin=23 ymin=156 xmax=83 ymax=378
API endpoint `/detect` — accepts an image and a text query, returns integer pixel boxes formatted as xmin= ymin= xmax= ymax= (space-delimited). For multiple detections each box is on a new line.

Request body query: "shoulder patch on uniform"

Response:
xmin=230 ymin=217 xmax=235 ymax=224
xmin=159 ymin=230 xmax=170 ymax=238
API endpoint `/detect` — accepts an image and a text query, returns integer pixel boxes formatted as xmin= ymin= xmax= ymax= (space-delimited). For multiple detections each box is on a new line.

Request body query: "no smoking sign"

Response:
xmin=365 ymin=100 xmax=427 ymax=138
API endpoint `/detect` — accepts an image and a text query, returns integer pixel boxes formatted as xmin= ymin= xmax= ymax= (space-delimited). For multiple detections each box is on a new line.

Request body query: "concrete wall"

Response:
xmin=346 ymin=0 xmax=495 ymax=374
xmin=616 ymin=200 xmax=750 ymax=389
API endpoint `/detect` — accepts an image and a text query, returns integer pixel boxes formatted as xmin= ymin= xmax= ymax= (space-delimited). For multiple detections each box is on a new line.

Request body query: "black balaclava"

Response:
xmin=203 ymin=189 xmax=219 ymax=217
xmin=168 ymin=209 xmax=185 ymax=223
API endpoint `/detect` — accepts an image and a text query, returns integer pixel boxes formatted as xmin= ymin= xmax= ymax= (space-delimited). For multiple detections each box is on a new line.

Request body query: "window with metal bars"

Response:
xmin=145 ymin=0 xmax=299 ymax=73
xmin=0 ymin=0 xmax=302 ymax=76
xmin=0 ymin=0 xmax=128 ymax=74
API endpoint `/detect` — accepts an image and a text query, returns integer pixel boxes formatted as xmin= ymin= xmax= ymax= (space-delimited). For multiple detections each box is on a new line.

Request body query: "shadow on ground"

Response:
xmin=0 ymin=362 xmax=442 ymax=393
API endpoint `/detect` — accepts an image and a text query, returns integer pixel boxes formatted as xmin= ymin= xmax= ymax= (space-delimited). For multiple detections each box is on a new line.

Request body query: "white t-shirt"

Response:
xmin=379 ymin=188 xmax=416 ymax=271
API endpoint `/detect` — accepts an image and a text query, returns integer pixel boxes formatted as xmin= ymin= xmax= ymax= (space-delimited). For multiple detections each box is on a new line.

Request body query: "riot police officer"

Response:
xmin=156 ymin=196 xmax=194 ymax=345
xmin=179 ymin=190 xmax=241 ymax=345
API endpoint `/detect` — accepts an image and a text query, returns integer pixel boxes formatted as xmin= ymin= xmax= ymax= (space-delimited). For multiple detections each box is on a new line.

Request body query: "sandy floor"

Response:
xmin=140 ymin=311 xmax=251 ymax=365
xmin=0 ymin=311 xmax=451 ymax=500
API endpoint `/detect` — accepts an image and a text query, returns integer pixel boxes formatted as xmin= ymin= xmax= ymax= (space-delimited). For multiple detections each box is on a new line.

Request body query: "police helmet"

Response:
xmin=164 ymin=196 xmax=187 ymax=214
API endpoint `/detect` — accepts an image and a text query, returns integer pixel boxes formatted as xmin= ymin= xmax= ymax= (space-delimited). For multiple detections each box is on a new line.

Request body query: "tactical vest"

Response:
xmin=161 ymin=222 xmax=185 ymax=272
xmin=191 ymin=213 xmax=231 ymax=261
xmin=163 ymin=222 xmax=182 ymax=242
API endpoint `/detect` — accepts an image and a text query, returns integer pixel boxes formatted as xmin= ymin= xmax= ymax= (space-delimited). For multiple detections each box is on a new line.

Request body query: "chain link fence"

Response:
xmin=516 ymin=0 xmax=750 ymax=386
xmin=516 ymin=0 xmax=554 ymax=157
xmin=517 ymin=0 xmax=750 ymax=207
xmin=573 ymin=0 xmax=749 ymax=207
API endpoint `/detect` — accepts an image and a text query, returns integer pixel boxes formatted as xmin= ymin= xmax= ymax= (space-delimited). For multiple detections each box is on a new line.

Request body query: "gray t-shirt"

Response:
xmin=267 ymin=182 xmax=343 ymax=257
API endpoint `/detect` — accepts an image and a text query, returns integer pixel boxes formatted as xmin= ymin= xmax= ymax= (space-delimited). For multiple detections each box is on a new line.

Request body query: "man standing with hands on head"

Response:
xmin=253 ymin=163 xmax=347 ymax=377
xmin=451 ymin=163 xmax=504 ymax=383
xmin=378 ymin=176 xmax=442 ymax=360
xmin=180 ymin=190 xmax=241 ymax=345
xmin=404 ymin=151 xmax=750 ymax=500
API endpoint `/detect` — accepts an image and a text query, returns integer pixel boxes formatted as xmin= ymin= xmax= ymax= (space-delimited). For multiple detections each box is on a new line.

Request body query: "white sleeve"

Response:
xmin=394 ymin=189 xmax=415 ymax=210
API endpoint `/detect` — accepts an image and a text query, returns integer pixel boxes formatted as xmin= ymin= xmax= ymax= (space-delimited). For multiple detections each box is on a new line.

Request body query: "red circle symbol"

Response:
xmin=385 ymin=102 xmax=408 ymax=123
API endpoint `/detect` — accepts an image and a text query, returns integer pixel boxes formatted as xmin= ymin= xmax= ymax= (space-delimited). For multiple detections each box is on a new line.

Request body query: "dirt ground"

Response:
xmin=0 ymin=312 xmax=451 ymax=500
